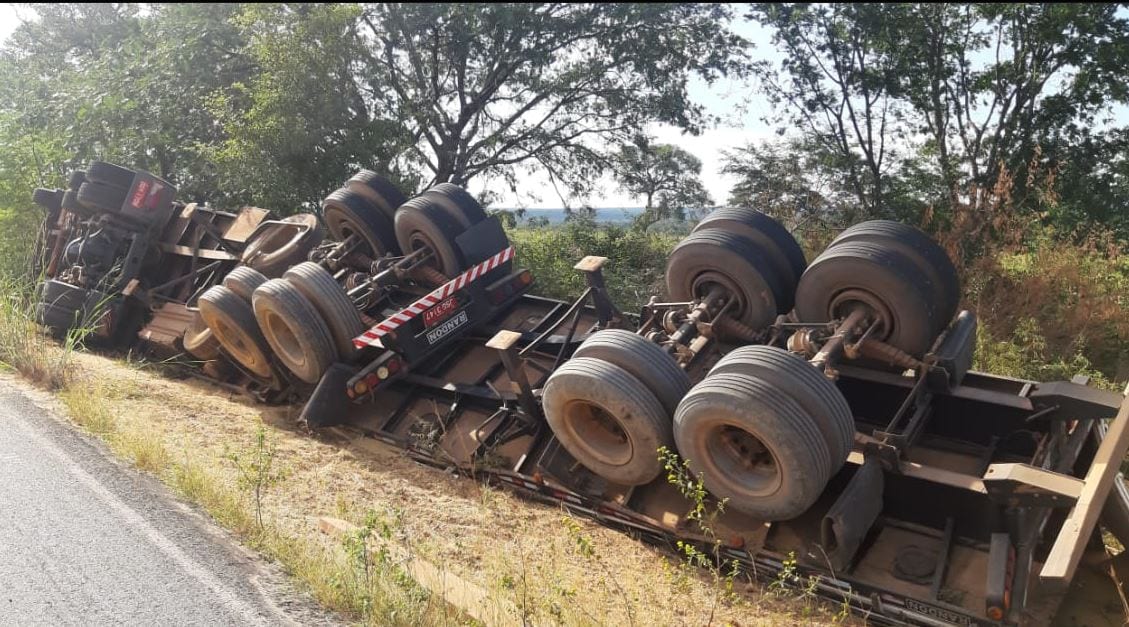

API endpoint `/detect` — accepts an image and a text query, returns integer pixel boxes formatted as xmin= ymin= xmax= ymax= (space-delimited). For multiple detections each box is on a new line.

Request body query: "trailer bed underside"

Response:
xmin=319 ymin=295 xmax=1127 ymax=626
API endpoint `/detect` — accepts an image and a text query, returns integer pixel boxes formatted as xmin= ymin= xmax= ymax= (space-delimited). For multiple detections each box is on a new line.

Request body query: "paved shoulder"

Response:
xmin=0 ymin=379 xmax=335 ymax=626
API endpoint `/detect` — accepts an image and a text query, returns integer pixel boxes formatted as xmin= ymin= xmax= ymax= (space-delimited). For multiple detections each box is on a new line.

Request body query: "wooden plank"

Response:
xmin=223 ymin=206 xmax=270 ymax=244
xmin=1040 ymin=395 xmax=1129 ymax=589
xmin=318 ymin=516 xmax=521 ymax=625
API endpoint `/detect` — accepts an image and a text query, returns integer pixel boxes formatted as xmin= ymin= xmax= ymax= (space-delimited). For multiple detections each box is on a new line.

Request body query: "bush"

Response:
xmin=508 ymin=222 xmax=681 ymax=307
xmin=968 ymin=228 xmax=1129 ymax=381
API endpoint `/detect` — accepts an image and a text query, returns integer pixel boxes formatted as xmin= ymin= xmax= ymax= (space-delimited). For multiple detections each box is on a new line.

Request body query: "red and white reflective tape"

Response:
xmin=352 ymin=246 xmax=514 ymax=349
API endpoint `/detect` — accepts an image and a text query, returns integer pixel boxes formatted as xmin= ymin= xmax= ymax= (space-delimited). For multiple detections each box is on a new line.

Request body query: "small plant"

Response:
xmin=226 ymin=423 xmax=282 ymax=531
xmin=658 ymin=446 xmax=743 ymax=625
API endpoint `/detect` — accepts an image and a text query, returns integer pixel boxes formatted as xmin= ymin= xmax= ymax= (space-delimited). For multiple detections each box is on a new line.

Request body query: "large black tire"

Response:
xmin=252 ymin=278 xmax=337 ymax=384
xmin=182 ymin=309 xmax=221 ymax=361
xmin=795 ymin=241 xmax=940 ymax=357
xmin=67 ymin=170 xmax=87 ymax=191
xmin=36 ymin=281 xmax=89 ymax=337
xmin=85 ymin=161 xmax=136 ymax=189
xmin=198 ymin=285 xmax=274 ymax=379
xmin=76 ymin=181 xmax=127 ymax=213
xmin=830 ymin=220 xmax=959 ymax=328
xmin=346 ymin=170 xmax=406 ymax=221
xmin=572 ymin=329 xmax=690 ymax=418
xmin=35 ymin=302 xmax=81 ymax=337
xmin=394 ymin=196 xmax=467 ymax=277
xmin=32 ymin=188 xmax=63 ymax=213
xmin=241 ymin=213 xmax=325 ymax=278
xmin=665 ymin=229 xmax=782 ymax=330
xmin=674 ymin=371 xmax=832 ymax=520
xmin=61 ymin=189 xmax=89 ymax=217
xmin=422 ymin=183 xmax=487 ymax=228
xmin=39 ymin=279 xmax=89 ymax=312
xmin=321 ymin=188 xmax=399 ymax=258
xmin=542 ymin=356 xmax=672 ymax=486
xmin=710 ymin=345 xmax=854 ymax=470
xmin=223 ymin=266 xmax=268 ymax=302
xmin=694 ymin=207 xmax=806 ymax=310
xmin=283 ymin=262 xmax=366 ymax=360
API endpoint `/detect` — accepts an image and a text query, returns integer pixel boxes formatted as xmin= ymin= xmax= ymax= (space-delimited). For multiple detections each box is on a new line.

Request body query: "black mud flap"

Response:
xmin=821 ymin=458 xmax=884 ymax=572
xmin=927 ymin=310 xmax=977 ymax=392
xmin=455 ymin=215 xmax=509 ymax=266
xmin=301 ymin=362 xmax=358 ymax=428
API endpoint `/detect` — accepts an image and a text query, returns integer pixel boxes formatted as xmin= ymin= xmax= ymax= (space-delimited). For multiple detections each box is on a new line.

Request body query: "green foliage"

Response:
xmin=226 ymin=424 xmax=283 ymax=531
xmin=749 ymin=3 xmax=1129 ymax=240
xmin=1 ymin=4 xmax=254 ymax=198
xmin=354 ymin=3 xmax=749 ymax=195
xmin=207 ymin=3 xmax=415 ymax=211
xmin=507 ymin=222 xmax=679 ymax=306
xmin=658 ymin=446 xmax=743 ymax=623
xmin=721 ymin=137 xmax=865 ymax=231
xmin=611 ymin=135 xmax=712 ymax=230
xmin=969 ymin=228 xmax=1129 ymax=384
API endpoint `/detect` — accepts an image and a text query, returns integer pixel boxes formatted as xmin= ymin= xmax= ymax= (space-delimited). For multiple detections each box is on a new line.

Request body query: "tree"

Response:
xmin=612 ymin=136 xmax=712 ymax=230
xmin=750 ymin=3 xmax=903 ymax=216
xmin=0 ymin=4 xmax=256 ymax=201
xmin=890 ymin=4 xmax=1129 ymax=234
xmin=208 ymin=4 xmax=413 ymax=210
xmin=721 ymin=138 xmax=861 ymax=229
xmin=751 ymin=3 xmax=1129 ymax=243
xmin=351 ymin=3 xmax=748 ymax=198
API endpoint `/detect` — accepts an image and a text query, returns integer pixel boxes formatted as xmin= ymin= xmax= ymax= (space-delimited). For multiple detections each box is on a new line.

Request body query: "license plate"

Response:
xmin=903 ymin=599 xmax=974 ymax=625
xmin=423 ymin=296 xmax=459 ymax=327
xmin=425 ymin=310 xmax=468 ymax=345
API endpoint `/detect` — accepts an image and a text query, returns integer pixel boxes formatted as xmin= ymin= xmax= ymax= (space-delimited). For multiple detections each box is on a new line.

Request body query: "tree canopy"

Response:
xmin=743 ymin=2 xmax=1129 ymax=245
xmin=612 ymin=136 xmax=711 ymax=230
xmin=0 ymin=2 xmax=747 ymax=212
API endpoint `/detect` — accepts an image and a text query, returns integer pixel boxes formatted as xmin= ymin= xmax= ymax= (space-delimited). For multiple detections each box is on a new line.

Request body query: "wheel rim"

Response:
xmin=702 ymin=423 xmax=782 ymax=497
xmin=214 ymin=317 xmax=266 ymax=374
xmin=828 ymin=288 xmax=894 ymax=339
xmin=691 ymin=270 xmax=745 ymax=318
xmin=329 ymin=210 xmax=380 ymax=258
xmin=262 ymin=309 xmax=306 ymax=369
xmin=408 ymin=231 xmax=444 ymax=272
xmin=561 ymin=400 xmax=633 ymax=467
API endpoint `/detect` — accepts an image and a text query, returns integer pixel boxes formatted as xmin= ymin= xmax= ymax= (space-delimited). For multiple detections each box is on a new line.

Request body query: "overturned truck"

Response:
xmin=31 ymin=165 xmax=1129 ymax=626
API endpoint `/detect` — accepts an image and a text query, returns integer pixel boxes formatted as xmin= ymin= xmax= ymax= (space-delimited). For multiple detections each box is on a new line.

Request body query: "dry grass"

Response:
xmin=37 ymin=349 xmax=848 ymax=626
xmin=0 ymin=279 xmax=78 ymax=389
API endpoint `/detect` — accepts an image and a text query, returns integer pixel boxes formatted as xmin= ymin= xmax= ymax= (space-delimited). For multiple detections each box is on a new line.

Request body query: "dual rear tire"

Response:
xmin=542 ymin=330 xmax=690 ymax=486
xmin=665 ymin=208 xmax=806 ymax=332
xmin=795 ymin=220 xmax=959 ymax=357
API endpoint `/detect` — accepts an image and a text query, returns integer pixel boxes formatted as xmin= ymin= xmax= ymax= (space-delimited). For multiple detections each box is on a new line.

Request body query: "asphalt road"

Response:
xmin=0 ymin=378 xmax=335 ymax=626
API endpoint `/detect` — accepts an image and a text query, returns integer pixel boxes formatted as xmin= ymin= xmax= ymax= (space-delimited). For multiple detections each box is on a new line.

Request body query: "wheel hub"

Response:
xmin=563 ymin=400 xmax=633 ymax=467
xmin=704 ymin=423 xmax=782 ymax=498
xmin=829 ymin=288 xmax=893 ymax=340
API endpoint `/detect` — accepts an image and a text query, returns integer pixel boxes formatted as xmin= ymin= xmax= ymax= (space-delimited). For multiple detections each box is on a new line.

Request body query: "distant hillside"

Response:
xmin=497 ymin=207 xmax=645 ymax=225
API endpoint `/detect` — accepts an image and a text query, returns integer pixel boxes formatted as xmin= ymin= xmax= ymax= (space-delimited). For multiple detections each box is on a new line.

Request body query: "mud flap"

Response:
xmin=301 ymin=362 xmax=358 ymax=428
xmin=821 ymin=458 xmax=884 ymax=572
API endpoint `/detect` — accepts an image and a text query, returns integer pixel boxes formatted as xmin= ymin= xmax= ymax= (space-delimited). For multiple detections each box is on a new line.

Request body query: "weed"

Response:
xmin=226 ymin=423 xmax=282 ymax=531
xmin=59 ymin=381 xmax=117 ymax=434
xmin=659 ymin=446 xmax=743 ymax=625
xmin=561 ymin=515 xmax=636 ymax=626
